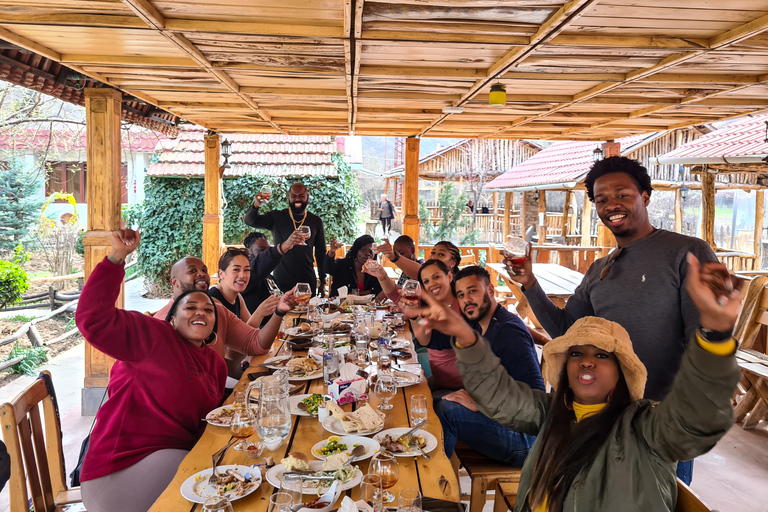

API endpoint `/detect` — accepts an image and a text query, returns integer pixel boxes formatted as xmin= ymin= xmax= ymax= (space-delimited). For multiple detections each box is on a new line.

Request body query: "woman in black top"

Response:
xmin=326 ymin=235 xmax=384 ymax=298
xmin=209 ymin=248 xmax=278 ymax=325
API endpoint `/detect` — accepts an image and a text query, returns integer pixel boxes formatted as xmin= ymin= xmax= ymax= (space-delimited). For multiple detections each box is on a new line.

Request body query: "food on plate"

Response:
xmin=300 ymin=322 xmax=312 ymax=332
xmin=331 ymin=319 xmax=351 ymax=333
xmin=379 ymin=433 xmax=426 ymax=454
xmin=301 ymin=394 xmax=330 ymax=415
xmin=315 ymin=436 xmax=353 ymax=456
xmin=321 ymin=452 xmax=350 ymax=471
xmin=281 ymin=452 xmax=310 ymax=471
xmin=327 ymin=404 xmax=384 ymax=434
xmin=207 ymin=406 xmax=236 ymax=425
xmin=286 ymin=357 xmax=322 ymax=377
xmin=193 ymin=467 xmax=257 ymax=498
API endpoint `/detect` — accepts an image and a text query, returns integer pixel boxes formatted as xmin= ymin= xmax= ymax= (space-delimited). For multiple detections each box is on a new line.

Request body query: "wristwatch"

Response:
xmin=698 ymin=326 xmax=732 ymax=342
xmin=391 ymin=251 xmax=401 ymax=263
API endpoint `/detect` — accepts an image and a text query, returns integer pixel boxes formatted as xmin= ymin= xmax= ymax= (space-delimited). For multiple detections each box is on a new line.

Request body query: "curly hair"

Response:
xmin=243 ymin=231 xmax=266 ymax=249
xmin=584 ymin=156 xmax=653 ymax=202
xmin=432 ymin=241 xmax=461 ymax=275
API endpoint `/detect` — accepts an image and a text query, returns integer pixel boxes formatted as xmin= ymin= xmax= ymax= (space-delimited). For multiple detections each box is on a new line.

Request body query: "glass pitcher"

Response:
xmin=254 ymin=371 xmax=291 ymax=451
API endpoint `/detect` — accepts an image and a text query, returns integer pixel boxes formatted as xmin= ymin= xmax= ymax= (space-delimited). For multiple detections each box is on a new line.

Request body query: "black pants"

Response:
xmin=381 ymin=217 xmax=392 ymax=233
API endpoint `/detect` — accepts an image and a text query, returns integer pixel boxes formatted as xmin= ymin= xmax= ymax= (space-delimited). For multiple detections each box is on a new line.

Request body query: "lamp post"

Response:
xmin=533 ymin=189 xmax=540 ymax=202
xmin=592 ymin=147 xmax=603 ymax=162
xmin=221 ymin=139 xmax=232 ymax=168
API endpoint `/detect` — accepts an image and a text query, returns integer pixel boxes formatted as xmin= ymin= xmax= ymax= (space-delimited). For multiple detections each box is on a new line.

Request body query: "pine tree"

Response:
xmin=0 ymin=157 xmax=43 ymax=252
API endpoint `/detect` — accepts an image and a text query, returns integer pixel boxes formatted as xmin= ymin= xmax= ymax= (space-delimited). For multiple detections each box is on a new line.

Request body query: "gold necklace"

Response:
xmin=289 ymin=208 xmax=308 ymax=230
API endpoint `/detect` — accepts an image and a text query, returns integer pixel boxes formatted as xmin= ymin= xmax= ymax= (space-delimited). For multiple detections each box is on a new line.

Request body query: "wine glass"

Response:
xmin=231 ymin=408 xmax=257 ymax=451
xmin=361 ymin=473 xmax=384 ymax=512
xmin=374 ymin=374 xmax=396 ymax=411
xmin=259 ymin=185 xmax=273 ymax=201
xmin=370 ymin=451 xmax=399 ymax=503
xmin=298 ymin=225 xmax=311 ymax=245
xmin=398 ymin=489 xmax=421 ymax=512
xmin=203 ymin=496 xmax=233 ymax=512
xmin=410 ymin=394 xmax=428 ymax=426
xmin=295 ymin=283 xmax=312 ymax=309
xmin=269 ymin=492 xmax=293 ymax=512
xmin=232 ymin=389 xmax=246 ymax=411
xmin=401 ymin=280 xmax=420 ymax=307
xmin=504 ymin=236 xmax=529 ymax=264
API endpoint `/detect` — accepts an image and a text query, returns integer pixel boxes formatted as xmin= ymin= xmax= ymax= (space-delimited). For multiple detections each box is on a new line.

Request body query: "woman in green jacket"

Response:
xmin=409 ymin=253 xmax=742 ymax=512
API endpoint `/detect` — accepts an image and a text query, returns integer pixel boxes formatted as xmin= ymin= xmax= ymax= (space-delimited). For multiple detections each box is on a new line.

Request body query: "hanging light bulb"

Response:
xmin=533 ymin=189 xmax=540 ymax=202
xmin=680 ymin=185 xmax=689 ymax=200
xmin=489 ymin=83 xmax=506 ymax=107
xmin=592 ymin=147 xmax=603 ymax=162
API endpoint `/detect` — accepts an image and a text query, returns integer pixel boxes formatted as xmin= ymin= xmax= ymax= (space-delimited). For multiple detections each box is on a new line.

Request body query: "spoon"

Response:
xmin=344 ymin=444 xmax=366 ymax=467
xmin=297 ymin=401 xmax=317 ymax=416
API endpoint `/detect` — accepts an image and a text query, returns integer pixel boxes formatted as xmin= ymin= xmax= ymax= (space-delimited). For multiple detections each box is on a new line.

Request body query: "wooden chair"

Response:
xmin=675 ymin=479 xmax=716 ymax=512
xmin=452 ymin=442 xmax=522 ymax=512
xmin=0 ymin=371 xmax=86 ymax=512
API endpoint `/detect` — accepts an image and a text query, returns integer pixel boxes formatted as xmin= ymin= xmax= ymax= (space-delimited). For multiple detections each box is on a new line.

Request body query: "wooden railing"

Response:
xmin=421 ymin=212 xmax=576 ymax=244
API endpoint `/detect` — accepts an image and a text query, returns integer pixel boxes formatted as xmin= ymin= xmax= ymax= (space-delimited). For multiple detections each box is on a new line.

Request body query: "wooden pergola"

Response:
xmin=6 ymin=0 xmax=768 ymax=408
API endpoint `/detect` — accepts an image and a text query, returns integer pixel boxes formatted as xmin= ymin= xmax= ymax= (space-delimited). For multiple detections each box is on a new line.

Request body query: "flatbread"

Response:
xmin=339 ymin=404 xmax=383 ymax=433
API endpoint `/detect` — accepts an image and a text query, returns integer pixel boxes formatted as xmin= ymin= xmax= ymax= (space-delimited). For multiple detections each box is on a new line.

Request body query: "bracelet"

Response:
xmin=276 ymin=243 xmax=284 ymax=256
xmin=391 ymin=251 xmax=400 ymax=263
xmin=274 ymin=307 xmax=287 ymax=317
xmin=698 ymin=326 xmax=732 ymax=342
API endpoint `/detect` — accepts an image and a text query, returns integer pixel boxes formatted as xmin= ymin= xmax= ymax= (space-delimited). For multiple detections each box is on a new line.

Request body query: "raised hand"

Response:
xmin=403 ymin=287 xmax=477 ymax=347
xmin=255 ymin=295 xmax=281 ymax=318
xmin=330 ymin=238 xmax=344 ymax=252
xmin=502 ymin=251 xmax=535 ymax=289
xmin=685 ymin=253 xmax=744 ymax=333
xmin=252 ymin=194 xmax=265 ymax=208
xmin=281 ymin=230 xmax=305 ymax=252
xmin=376 ymin=239 xmax=396 ymax=261
xmin=362 ymin=259 xmax=387 ymax=279
xmin=108 ymin=229 xmax=140 ymax=264
xmin=277 ymin=288 xmax=298 ymax=314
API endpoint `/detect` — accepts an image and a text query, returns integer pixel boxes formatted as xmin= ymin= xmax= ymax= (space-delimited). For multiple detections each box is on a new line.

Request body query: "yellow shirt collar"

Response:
xmin=572 ymin=402 xmax=606 ymax=422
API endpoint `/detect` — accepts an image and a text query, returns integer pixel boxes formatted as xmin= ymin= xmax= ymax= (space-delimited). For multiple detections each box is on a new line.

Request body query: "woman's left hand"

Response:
xmin=277 ymin=288 xmax=298 ymax=313
xmin=404 ymin=288 xmax=477 ymax=347
xmin=685 ymin=253 xmax=744 ymax=333
xmin=255 ymin=295 xmax=281 ymax=318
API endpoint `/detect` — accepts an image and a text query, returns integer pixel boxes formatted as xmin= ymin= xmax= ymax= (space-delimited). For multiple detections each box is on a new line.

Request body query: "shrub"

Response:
xmin=0 ymin=257 xmax=29 ymax=310
xmin=0 ymin=157 xmax=44 ymax=253
xmin=418 ymin=183 xmax=475 ymax=244
xmin=4 ymin=343 xmax=48 ymax=375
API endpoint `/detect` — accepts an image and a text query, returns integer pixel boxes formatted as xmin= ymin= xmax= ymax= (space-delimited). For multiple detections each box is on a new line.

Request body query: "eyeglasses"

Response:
xmin=225 ymin=247 xmax=250 ymax=258
xmin=599 ymin=247 xmax=623 ymax=280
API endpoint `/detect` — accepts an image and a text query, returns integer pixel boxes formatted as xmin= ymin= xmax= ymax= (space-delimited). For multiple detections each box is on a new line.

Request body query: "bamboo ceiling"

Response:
xmin=4 ymin=0 xmax=768 ymax=140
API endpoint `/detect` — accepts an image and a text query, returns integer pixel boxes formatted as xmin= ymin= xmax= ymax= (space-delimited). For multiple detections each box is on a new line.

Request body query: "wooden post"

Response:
xmin=537 ymin=191 xmax=547 ymax=244
xmin=674 ymin=189 xmax=683 ymax=233
xmin=384 ymin=177 xmax=390 ymax=201
xmin=492 ymin=192 xmax=499 ymax=241
xmin=502 ymin=192 xmax=512 ymax=241
xmin=82 ymin=88 xmax=122 ymax=414
xmin=403 ymin=137 xmax=420 ymax=253
xmin=597 ymin=221 xmax=616 ymax=247
xmin=581 ymin=192 xmax=592 ymax=247
xmin=701 ymin=172 xmax=716 ymax=249
xmin=754 ymin=190 xmax=765 ymax=265
xmin=203 ymin=133 xmax=224 ymax=275
xmin=561 ymin=191 xmax=571 ymax=238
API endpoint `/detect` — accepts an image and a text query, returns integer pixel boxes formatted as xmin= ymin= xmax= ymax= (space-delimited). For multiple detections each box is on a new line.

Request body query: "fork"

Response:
xmin=209 ymin=437 xmax=238 ymax=485
xmin=411 ymin=435 xmax=431 ymax=460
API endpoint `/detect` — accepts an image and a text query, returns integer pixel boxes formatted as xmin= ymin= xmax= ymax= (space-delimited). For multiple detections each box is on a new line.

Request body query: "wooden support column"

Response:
xmin=581 ymin=192 xmax=593 ymax=247
xmin=701 ymin=172 xmax=716 ymax=249
xmin=502 ymin=192 xmax=512 ymax=241
xmin=674 ymin=189 xmax=683 ymax=234
xmin=754 ymin=190 xmax=765 ymax=266
xmin=537 ymin=192 xmax=547 ymax=244
xmin=81 ymin=88 xmax=122 ymax=414
xmin=597 ymin=221 xmax=617 ymax=248
xmin=402 ymin=137 xmax=420 ymax=253
xmin=561 ymin=191 xmax=572 ymax=238
xmin=384 ymin=178 xmax=390 ymax=200
xmin=203 ymin=133 xmax=224 ymax=275
xmin=492 ymin=192 xmax=499 ymax=241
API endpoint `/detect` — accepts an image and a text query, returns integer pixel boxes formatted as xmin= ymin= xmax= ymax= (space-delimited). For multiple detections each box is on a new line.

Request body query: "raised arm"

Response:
xmin=314 ymin=221 xmax=328 ymax=295
xmin=244 ymin=196 xmax=275 ymax=229
xmin=377 ymin=240 xmax=421 ymax=280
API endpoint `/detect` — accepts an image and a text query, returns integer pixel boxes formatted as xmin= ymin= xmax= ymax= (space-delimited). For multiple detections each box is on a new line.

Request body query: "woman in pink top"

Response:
xmin=76 ymin=229 xmax=228 ymax=512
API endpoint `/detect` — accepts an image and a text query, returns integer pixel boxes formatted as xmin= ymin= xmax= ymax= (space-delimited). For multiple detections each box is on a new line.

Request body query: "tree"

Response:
xmin=0 ymin=157 xmax=44 ymax=253
xmin=418 ymin=182 xmax=476 ymax=244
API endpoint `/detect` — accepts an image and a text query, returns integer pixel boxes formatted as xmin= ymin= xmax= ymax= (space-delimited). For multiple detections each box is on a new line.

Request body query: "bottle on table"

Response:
xmin=323 ymin=337 xmax=340 ymax=385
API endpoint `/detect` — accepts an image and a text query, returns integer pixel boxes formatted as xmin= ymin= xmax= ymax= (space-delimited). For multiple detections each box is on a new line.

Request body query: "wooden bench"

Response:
xmin=452 ymin=443 xmax=522 ymax=512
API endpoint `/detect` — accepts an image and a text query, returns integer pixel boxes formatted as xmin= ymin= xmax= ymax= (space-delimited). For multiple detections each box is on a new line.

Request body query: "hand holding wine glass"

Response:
xmin=400 ymin=280 xmax=421 ymax=308
xmin=294 ymin=283 xmax=312 ymax=309
xmin=502 ymin=236 xmax=535 ymax=288
xmin=298 ymin=225 xmax=311 ymax=245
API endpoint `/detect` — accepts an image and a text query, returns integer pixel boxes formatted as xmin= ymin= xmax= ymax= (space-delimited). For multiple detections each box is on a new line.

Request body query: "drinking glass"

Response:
xmin=503 ymin=236 xmax=528 ymax=264
xmin=267 ymin=277 xmax=283 ymax=297
xmin=232 ymin=389 xmax=246 ymax=411
xmin=280 ymin=474 xmax=303 ymax=506
xmin=230 ymin=408 xmax=257 ymax=451
xmin=370 ymin=451 xmax=399 ymax=503
xmin=260 ymin=185 xmax=273 ymax=201
xmin=374 ymin=374 xmax=396 ymax=411
xmin=410 ymin=394 xmax=428 ymax=426
xmin=298 ymin=225 xmax=311 ymax=245
xmin=361 ymin=474 xmax=384 ymax=512
xmin=203 ymin=496 xmax=233 ymax=512
xmin=398 ymin=489 xmax=422 ymax=512
xmin=401 ymin=280 xmax=420 ymax=307
xmin=295 ymin=283 xmax=312 ymax=308
xmin=269 ymin=492 xmax=293 ymax=512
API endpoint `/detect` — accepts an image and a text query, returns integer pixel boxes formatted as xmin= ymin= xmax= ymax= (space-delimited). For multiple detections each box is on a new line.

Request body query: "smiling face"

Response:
xmin=456 ymin=275 xmax=495 ymax=322
xmin=219 ymin=254 xmax=250 ymax=293
xmin=593 ymin=172 xmax=652 ymax=244
xmin=171 ymin=258 xmax=210 ymax=297
xmin=171 ymin=292 xmax=216 ymax=345
xmin=289 ymin=183 xmax=309 ymax=213
xmin=356 ymin=243 xmax=374 ymax=265
xmin=420 ymin=263 xmax=453 ymax=303
xmin=430 ymin=244 xmax=456 ymax=270
xmin=566 ymin=344 xmax=620 ymax=405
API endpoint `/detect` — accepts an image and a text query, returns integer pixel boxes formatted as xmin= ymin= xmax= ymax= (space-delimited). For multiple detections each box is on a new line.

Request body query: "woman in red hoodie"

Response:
xmin=76 ymin=229 xmax=228 ymax=512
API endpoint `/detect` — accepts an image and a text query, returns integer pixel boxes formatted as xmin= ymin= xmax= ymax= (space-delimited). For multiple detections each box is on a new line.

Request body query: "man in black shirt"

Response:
xmin=241 ymin=230 xmax=303 ymax=315
xmin=244 ymin=182 xmax=328 ymax=296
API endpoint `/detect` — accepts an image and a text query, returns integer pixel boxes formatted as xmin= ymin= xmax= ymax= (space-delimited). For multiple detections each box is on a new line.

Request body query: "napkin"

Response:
xmin=328 ymin=363 xmax=368 ymax=405
xmin=309 ymin=297 xmax=323 ymax=306
xmin=338 ymin=286 xmax=348 ymax=298
xmin=339 ymin=362 xmax=359 ymax=380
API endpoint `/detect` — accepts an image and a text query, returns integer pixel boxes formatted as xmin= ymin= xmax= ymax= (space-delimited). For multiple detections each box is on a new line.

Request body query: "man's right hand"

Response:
xmin=281 ymin=230 xmax=304 ymax=253
xmin=252 ymin=194 xmax=265 ymax=208
xmin=108 ymin=229 xmax=140 ymax=264
xmin=330 ymin=238 xmax=344 ymax=252
xmin=377 ymin=239 xmax=396 ymax=261
xmin=502 ymin=252 xmax=536 ymax=289
xmin=404 ymin=288 xmax=477 ymax=347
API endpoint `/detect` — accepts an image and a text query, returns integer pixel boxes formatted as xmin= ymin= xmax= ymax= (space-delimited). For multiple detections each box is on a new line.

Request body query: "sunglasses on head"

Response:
xmin=600 ymin=247 xmax=624 ymax=280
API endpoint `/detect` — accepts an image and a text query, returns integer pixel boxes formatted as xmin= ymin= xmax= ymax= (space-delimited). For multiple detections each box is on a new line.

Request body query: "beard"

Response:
xmin=290 ymin=200 xmax=308 ymax=215
xmin=462 ymin=293 xmax=492 ymax=321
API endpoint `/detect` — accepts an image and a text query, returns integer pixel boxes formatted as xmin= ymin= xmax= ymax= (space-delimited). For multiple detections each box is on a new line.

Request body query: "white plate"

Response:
xmin=264 ymin=355 xmax=293 ymax=370
xmin=204 ymin=405 xmax=257 ymax=427
xmin=389 ymin=338 xmax=411 ymax=350
xmin=290 ymin=394 xmax=331 ymax=416
xmin=285 ymin=326 xmax=320 ymax=338
xmin=180 ymin=464 xmax=262 ymax=503
xmin=321 ymin=415 xmax=385 ymax=437
xmin=289 ymin=369 xmax=323 ymax=381
xmin=373 ymin=428 xmax=438 ymax=457
xmin=371 ymin=370 xmax=421 ymax=388
xmin=265 ymin=461 xmax=362 ymax=494
xmin=310 ymin=435 xmax=380 ymax=460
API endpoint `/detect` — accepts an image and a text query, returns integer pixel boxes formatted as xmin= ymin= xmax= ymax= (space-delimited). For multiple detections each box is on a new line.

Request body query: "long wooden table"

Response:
xmin=149 ymin=313 xmax=459 ymax=511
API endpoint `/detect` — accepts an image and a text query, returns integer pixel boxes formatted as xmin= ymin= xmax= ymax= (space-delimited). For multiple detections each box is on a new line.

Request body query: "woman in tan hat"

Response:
xmin=408 ymin=253 xmax=742 ymax=512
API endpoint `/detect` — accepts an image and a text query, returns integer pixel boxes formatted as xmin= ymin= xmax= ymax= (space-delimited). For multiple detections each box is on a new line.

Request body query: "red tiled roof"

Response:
xmin=147 ymin=127 xmax=339 ymax=178
xmin=0 ymin=129 xmax=164 ymax=153
xmin=486 ymin=135 xmax=646 ymax=190
xmin=659 ymin=114 xmax=768 ymax=162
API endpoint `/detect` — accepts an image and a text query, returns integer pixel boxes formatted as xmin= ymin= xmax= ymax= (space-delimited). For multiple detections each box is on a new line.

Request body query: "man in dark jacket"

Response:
xmin=0 ymin=440 xmax=10 ymax=491
xmin=241 ymin=230 xmax=303 ymax=315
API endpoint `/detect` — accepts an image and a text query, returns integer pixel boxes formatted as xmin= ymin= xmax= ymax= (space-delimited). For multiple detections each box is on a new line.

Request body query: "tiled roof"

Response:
xmin=659 ymin=114 xmax=768 ymax=161
xmin=486 ymin=135 xmax=646 ymax=190
xmin=0 ymin=129 xmax=163 ymax=153
xmin=147 ymin=127 xmax=339 ymax=178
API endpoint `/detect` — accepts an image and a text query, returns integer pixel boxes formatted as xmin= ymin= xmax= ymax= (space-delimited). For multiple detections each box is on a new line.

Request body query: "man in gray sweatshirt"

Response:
xmin=505 ymin=156 xmax=717 ymax=483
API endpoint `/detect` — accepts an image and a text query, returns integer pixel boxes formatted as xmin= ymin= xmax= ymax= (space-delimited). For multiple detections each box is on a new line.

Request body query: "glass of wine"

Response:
xmin=374 ymin=373 xmax=396 ymax=411
xmin=232 ymin=389 xmax=246 ymax=411
xmin=398 ymin=489 xmax=422 ymax=512
xmin=370 ymin=451 xmax=399 ymax=503
xmin=203 ymin=496 xmax=234 ymax=512
xmin=298 ymin=225 xmax=311 ymax=245
xmin=410 ymin=394 xmax=428 ymax=426
xmin=230 ymin=408 xmax=257 ymax=451
xmin=295 ymin=283 xmax=312 ymax=309
xmin=401 ymin=280 xmax=420 ymax=307
xmin=361 ymin=473 xmax=384 ymax=512
xmin=504 ymin=236 xmax=529 ymax=265
xmin=259 ymin=185 xmax=272 ymax=201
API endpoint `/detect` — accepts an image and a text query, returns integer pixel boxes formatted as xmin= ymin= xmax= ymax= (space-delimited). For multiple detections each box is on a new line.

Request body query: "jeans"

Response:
xmin=676 ymin=459 xmax=693 ymax=485
xmin=434 ymin=399 xmax=535 ymax=466
xmin=380 ymin=217 xmax=392 ymax=233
